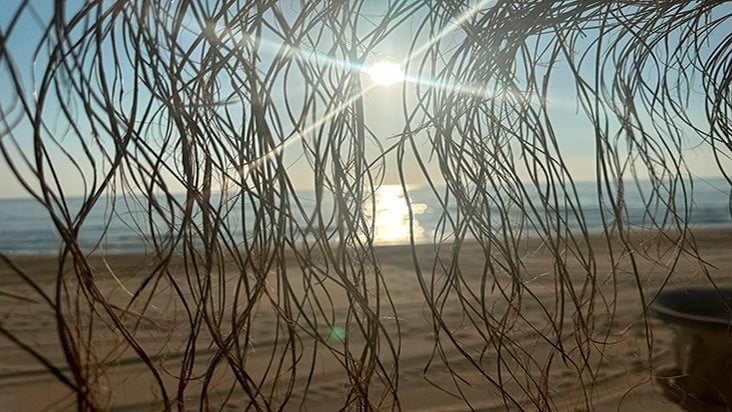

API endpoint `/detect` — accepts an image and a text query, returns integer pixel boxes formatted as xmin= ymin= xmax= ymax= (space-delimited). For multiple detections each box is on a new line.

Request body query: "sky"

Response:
xmin=1 ymin=1 xmax=730 ymax=199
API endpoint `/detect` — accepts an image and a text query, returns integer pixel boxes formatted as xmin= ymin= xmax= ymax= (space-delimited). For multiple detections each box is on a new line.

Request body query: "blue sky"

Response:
xmin=1 ymin=1 xmax=729 ymax=199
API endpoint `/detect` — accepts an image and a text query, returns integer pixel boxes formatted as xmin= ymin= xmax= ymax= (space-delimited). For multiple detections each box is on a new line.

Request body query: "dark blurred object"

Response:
xmin=652 ymin=287 xmax=732 ymax=411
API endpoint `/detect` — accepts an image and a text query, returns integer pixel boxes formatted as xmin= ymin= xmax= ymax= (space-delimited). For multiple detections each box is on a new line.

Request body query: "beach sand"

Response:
xmin=2 ymin=230 xmax=731 ymax=411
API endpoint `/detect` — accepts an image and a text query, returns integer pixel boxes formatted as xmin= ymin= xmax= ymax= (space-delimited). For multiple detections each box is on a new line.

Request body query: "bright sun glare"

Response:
xmin=365 ymin=62 xmax=404 ymax=86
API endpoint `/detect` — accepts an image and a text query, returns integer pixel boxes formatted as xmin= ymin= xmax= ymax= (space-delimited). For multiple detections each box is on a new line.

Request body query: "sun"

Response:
xmin=364 ymin=62 xmax=404 ymax=86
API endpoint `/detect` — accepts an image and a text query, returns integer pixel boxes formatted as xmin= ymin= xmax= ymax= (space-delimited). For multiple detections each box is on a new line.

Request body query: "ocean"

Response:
xmin=0 ymin=178 xmax=730 ymax=254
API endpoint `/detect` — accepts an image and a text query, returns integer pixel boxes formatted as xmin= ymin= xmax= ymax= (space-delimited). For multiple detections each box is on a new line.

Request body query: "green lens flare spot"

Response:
xmin=329 ymin=327 xmax=346 ymax=341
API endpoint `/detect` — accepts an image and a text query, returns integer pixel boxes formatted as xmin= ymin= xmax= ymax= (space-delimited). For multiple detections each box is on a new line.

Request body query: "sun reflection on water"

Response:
xmin=366 ymin=185 xmax=427 ymax=244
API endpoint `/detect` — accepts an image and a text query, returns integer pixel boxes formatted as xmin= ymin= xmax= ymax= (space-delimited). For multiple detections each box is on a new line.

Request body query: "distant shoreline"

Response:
xmin=4 ymin=225 xmax=732 ymax=259
xmin=2 ymin=179 xmax=730 ymax=255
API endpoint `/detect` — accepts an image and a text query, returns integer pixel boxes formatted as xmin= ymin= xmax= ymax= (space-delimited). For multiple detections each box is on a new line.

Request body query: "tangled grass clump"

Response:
xmin=0 ymin=1 xmax=730 ymax=410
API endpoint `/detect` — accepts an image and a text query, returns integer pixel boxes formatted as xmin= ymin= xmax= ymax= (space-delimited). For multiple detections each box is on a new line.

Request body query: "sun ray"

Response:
xmin=235 ymin=0 xmax=499 ymax=180
xmin=238 ymin=82 xmax=380 ymax=180
xmin=405 ymin=0 xmax=497 ymax=62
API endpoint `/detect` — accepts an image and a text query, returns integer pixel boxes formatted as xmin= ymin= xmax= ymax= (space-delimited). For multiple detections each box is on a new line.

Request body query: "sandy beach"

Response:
xmin=1 ymin=229 xmax=731 ymax=411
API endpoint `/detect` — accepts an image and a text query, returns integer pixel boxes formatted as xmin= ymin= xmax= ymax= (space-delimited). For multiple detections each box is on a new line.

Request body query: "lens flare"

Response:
xmin=329 ymin=326 xmax=347 ymax=341
xmin=365 ymin=62 xmax=404 ymax=86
